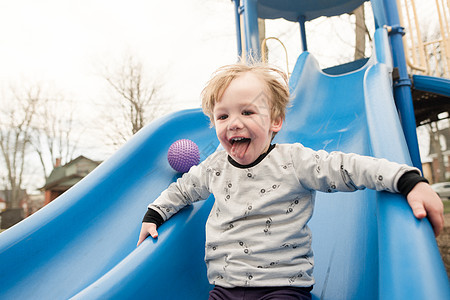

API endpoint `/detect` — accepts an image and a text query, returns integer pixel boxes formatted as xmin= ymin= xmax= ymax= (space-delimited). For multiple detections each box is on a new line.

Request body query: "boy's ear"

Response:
xmin=271 ymin=117 xmax=283 ymax=133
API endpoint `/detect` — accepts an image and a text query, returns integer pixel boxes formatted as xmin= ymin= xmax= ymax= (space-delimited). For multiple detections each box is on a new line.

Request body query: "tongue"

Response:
xmin=231 ymin=139 xmax=250 ymax=159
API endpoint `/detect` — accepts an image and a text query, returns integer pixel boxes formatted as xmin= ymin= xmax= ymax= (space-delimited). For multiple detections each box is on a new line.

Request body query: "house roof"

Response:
xmin=43 ymin=155 xmax=101 ymax=190
xmin=43 ymin=174 xmax=85 ymax=191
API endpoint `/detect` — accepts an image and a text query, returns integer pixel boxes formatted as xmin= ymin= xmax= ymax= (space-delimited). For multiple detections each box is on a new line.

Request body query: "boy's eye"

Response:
xmin=216 ymin=114 xmax=228 ymax=120
xmin=242 ymin=111 xmax=254 ymax=116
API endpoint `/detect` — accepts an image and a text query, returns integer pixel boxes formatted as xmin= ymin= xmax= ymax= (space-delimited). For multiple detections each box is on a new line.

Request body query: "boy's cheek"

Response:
xmin=215 ymin=132 xmax=227 ymax=147
xmin=215 ymin=126 xmax=227 ymax=140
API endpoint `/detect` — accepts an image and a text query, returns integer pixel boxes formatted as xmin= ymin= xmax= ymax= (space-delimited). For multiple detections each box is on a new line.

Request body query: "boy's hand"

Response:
xmin=137 ymin=222 xmax=159 ymax=247
xmin=406 ymin=182 xmax=444 ymax=237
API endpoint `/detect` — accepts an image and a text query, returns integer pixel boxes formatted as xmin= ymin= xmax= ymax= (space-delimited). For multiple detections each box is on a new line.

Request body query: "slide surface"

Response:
xmin=0 ymin=29 xmax=448 ymax=299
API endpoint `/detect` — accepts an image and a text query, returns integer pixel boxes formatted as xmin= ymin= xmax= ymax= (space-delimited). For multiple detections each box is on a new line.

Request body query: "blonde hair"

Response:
xmin=201 ymin=62 xmax=290 ymax=126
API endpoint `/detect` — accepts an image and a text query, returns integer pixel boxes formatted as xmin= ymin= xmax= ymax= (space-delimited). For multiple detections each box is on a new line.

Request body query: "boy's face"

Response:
xmin=213 ymin=72 xmax=282 ymax=165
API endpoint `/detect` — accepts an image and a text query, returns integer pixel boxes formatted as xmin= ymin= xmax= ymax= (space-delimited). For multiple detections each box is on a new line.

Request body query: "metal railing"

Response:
xmin=261 ymin=37 xmax=291 ymax=76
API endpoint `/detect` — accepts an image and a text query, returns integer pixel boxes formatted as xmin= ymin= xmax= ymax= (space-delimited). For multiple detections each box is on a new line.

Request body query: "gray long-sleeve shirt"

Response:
xmin=149 ymin=143 xmax=418 ymax=288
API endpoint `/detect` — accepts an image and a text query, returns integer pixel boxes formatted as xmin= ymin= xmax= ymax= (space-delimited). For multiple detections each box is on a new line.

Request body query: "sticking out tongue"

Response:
xmin=231 ymin=138 xmax=251 ymax=159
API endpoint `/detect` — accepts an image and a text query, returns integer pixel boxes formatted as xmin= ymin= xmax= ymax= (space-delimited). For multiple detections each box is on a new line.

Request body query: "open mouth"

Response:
xmin=229 ymin=137 xmax=251 ymax=159
xmin=229 ymin=137 xmax=251 ymax=144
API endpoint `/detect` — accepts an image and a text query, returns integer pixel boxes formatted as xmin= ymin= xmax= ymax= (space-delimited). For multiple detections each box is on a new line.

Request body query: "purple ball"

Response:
xmin=167 ymin=139 xmax=200 ymax=173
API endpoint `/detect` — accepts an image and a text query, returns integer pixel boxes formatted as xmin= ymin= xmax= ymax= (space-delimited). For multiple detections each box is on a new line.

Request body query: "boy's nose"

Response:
xmin=228 ymin=116 xmax=244 ymax=131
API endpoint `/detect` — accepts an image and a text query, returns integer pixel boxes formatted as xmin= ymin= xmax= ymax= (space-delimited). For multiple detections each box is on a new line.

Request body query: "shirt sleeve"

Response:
xmin=289 ymin=143 xmax=420 ymax=194
xmin=397 ymin=170 xmax=429 ymax=196
xmin=142 ymin=208 xmax=164 ymax=227
xmin=148 ymin=155 xmax=213 ymax=222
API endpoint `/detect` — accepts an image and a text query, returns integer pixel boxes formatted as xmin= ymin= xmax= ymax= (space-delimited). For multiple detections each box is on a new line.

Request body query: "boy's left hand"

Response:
xmin=406 ymin=182 xmax=444 ymax=237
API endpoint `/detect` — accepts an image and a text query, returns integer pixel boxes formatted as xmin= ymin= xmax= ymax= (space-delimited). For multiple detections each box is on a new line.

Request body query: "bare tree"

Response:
xmin=0 ymin=83 xmax=81 ymax=210
xmin=31 ymin=93 xmax=81 ymax=178
xmin=420 ymin=23 xmax=449 ymax=182
xmin=99 ymin=54 xmax=165 ymax=148
xmin=353 ymin=5 xmax=366 ymax=60
xmin=0 ymin=86 xmax=40 ymax=208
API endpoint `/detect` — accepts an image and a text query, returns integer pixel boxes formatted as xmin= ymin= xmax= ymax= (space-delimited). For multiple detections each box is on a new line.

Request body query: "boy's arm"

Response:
xmin=148 ymin=161 xmax=212 ymax=222
xmin=136 ymin=158 xmax=213 ymax=247
xmin=292 ymin=145 xmax=444 ymax=236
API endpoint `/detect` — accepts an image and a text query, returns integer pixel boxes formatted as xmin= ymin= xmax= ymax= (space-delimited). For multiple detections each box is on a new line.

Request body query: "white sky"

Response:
xmin=0 ymin=0 xmax=441 ymax=189
xmin=0 ymin=0 xmax=436 ymax=114
xmin=0 ymin=0 xmax=237 ymax=111
xmin=0 ymin=0 xmax=435 ymax=116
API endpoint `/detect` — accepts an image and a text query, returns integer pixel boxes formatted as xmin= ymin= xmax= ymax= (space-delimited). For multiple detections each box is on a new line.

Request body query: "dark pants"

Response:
xmin=209 ymin=286 xmax=312 ymax=300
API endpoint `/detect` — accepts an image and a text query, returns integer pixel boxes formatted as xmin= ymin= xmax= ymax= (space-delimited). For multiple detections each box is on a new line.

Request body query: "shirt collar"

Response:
xmin=227 ymin=144 xmax=276 ymax=169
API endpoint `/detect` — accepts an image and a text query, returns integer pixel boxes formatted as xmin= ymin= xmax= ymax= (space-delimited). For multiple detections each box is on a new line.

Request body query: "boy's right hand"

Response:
xmin=137 ymin=222 xmax=159 ymax=247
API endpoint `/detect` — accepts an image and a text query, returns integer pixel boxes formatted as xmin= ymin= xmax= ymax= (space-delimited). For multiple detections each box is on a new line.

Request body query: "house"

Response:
xmin=43 ymin=156 xmax=101 ymax=204
xmin=427 ymin=125 xmax=450 ymax=183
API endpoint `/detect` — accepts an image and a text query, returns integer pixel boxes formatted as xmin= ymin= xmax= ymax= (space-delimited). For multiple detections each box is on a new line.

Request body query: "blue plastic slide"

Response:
xmin=0 ymin=29 xmax=448 ymax=299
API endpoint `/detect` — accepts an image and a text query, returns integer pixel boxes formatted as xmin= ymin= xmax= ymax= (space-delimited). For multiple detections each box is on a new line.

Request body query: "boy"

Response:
xmin=137 ymin=63 xmax=444 ymax=299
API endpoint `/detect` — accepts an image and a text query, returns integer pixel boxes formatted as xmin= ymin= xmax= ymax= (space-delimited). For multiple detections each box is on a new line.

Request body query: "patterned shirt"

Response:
xmin=149 ymin=143 xmax=418 ymax=288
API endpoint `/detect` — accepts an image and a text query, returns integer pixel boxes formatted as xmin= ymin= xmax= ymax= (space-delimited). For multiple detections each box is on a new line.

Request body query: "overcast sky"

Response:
xmin=0 ymin=0 xmax=441 ymax=189
xmin=0 ymin=0 xmax=435 ymax=114
xmin=0 ymin=0 xmax=237 ymax=112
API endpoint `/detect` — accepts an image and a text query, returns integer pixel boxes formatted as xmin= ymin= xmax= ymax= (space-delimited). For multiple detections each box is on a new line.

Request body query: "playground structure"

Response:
xmin=397 ymin=0 xmax=450 ymax=78
xmin=396 ymin=0 xmax=450 ymax=129
xmin=0 ymin=0 xmax=449 ymax=299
